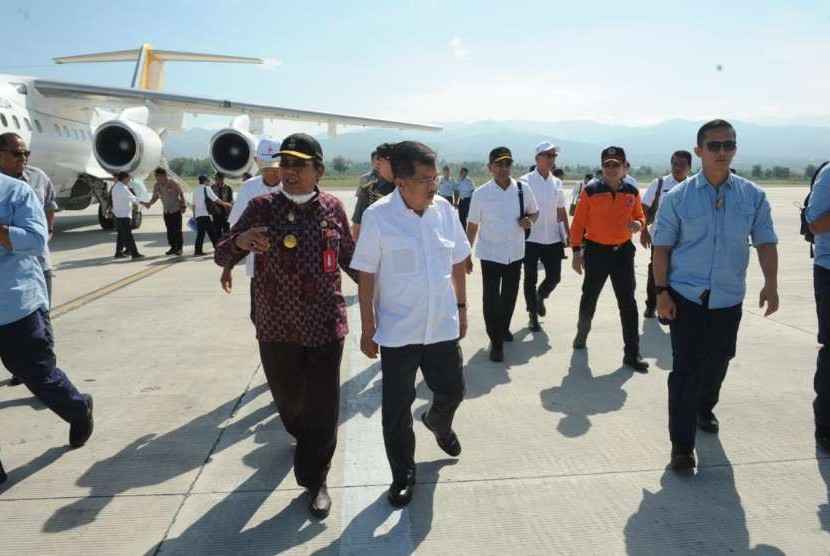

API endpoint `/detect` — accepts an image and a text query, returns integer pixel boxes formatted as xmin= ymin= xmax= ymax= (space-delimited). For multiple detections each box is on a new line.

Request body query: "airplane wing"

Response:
xmin=32 ymin=79 xmax=441 ymax=132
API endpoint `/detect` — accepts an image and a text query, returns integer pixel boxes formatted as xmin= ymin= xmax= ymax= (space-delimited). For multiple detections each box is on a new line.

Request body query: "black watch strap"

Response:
xmin=654 ymin=286 xmax=670 ymax=294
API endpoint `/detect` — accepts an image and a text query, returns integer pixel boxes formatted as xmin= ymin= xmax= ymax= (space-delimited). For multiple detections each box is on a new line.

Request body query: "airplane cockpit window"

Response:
xmin=34 ymin=120 xmax=42 ymax=133
xmin=0 ymin=114 xmax=7 ymax=128
xmin=12 ymin=116 xmax=20 ymax=129
xmin=62 ymin=125 xmax=69 ymax=137
xmin=54 ymin=123 xmax=61 ymax=136
xmin=24 ymin=118 xmax=32 ymax=131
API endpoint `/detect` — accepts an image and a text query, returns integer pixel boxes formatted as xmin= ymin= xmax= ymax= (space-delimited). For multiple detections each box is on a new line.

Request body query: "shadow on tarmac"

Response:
xmin=817 ymin=448 xmax=830 ymax=534
xmin=624 ymin=435 xmax=784 ymax=555
xmin=540 ymin=349 xmax=633 ymax=437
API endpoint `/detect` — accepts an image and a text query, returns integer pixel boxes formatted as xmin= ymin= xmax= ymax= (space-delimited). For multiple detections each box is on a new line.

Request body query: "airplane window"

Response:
xmin=72 ymin=129 xmax=79 ymax=140
xmin=35 ymin=120 xmax=42 ymax=133
xmin=12 ymin=115 xmax=20 ymax=129
xmin=0 ymin=114 xmax=7 ymax=127
xmin=54 ymin=123 xmax=61 ymax=136
xmin=62 ymin=125 xmax=69 ymax=137
xmin=24 ymin=118 xmax=32 ymax=131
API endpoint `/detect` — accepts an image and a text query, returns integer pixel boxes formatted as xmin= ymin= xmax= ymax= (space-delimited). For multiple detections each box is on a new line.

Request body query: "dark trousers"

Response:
xmin=0 ymin=310 xmax=89 ymax=423
xmin=380 ymin=340 xmax=464 ymax=483
xmin=578 ymin=240 xmax=639 ymax=358
xmin=646 ymin=248 xmax=657 ymax=312
xmin=523 ymin=241 xmax=564 ymax=314
xmin=43 ymin=269 xmax=54 ymax=351
xmin=814 ymin=266 xmax=830 ymax=431
xmin=115 ymin=217 xmax=138 ymax=256
xmin=194 ymin=216 xmax=217 ymax=254
xmin=481 ymin=259 xmax=522 ymax=350
xmin=442 ymin=195 xmax=454 ymax=205
xmin=212 ymin=214 xmax=230 ymax=238
xmin=668 ymin=292 xmax=742 ymax=450
xmin=258 ymin=339 xmax=343 ymax=489
xmin=249 ymin=279 xmax=257 ymax=325
xmin=457 ymin=197 xmax=471 ymax=230
xmin=163 ymin=211 xmax=183 ymax=251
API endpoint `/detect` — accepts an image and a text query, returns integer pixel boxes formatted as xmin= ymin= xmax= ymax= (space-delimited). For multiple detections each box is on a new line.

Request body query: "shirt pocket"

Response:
xmin=428 ymin=229 xmax=455 ymax=272
xmin=0 ymin=204 xmax=11 ymax=226
xmin=679 ymin=201 xmax=707 ymax=242
xmin=727 ymin=200 xmax=755 ymax=244
xmin=381 ymin=235 xmax=421 ymax=276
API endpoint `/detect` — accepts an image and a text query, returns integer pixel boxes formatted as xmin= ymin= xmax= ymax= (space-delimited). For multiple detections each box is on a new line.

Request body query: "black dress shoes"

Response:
xmin=816 ymin=429 xmax=830 ymax=452
xmin=643 ymin=307 xmax=656 ymax=318
xmin=697 ymin=412 xmax=719 ymax=434
xmin=668 ymin=446 xmax=696 ymax=471
xmin=0 ymin=457 xmax=6 ymax=484
xmin=504 ymin=331 xmax=514 ymax=342
xmin=536 ymin=293 xmax=547 ymax=317
xmin=8 ymin=376 xmax=22 ymax=386
xmin=421 ymin=412 xmax=461 ymax=457
xmin=308 ymin=483 xmax=331 ymax=519
xmin=388 ymin=479 xmax=415 ymax=507
xmin=69 ymin=394 xmax=94 ymax=449
xmin=528 ymin=313 xmax=541 ymax=332
xmin=623 ymin=354 xmax=650 ymax=373
xmin=489 ymin=345 xmax=504 ymax=362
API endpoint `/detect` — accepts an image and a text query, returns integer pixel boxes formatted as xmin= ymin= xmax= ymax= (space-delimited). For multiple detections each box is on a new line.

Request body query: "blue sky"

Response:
xmin=2 ymin=0 xmax=828 ymax=134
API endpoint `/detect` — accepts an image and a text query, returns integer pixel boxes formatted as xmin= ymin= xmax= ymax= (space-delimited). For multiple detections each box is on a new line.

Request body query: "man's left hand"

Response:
xmin=759 ymin=284 xmax=779 ymax=317
xmin=627 ymin=220 xmax=642 ymax=233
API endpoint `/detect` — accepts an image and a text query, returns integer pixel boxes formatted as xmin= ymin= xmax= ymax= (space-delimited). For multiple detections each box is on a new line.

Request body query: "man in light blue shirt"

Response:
xmin=437 ymin=165 xmax=455 ymax=204
xmin=0 ymin=174 xmax=93 ymax=476
xmin=804 ymin=161 xmax=830 ymax=451
xmin=454 ymin=166 xmax=475 ymax=228
xmin=652 ymin=119 xmax=779 ymax=470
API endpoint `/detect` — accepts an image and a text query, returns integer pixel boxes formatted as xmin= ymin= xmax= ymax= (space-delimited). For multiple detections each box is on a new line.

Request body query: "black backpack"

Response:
xmin=800 ymin=161 xmax=830 ymax=257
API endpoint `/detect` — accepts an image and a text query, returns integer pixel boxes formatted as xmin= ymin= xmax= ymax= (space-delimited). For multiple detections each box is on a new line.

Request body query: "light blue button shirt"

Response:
xmin=806 ymin=164 xmax=830 ymax=270
xmin=455 ymin=177 xmax=475 ymax=199
xmin=438 ymin=176 xmax=455 ymax=197
xmin=0 ymin=174 xmax=48 ymax=326
xmin=653 ymin=172 xmax=777 ymax=309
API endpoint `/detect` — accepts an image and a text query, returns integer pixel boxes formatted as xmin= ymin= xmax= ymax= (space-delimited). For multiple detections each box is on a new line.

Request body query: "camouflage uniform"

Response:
xmin=352 ymin=173 xmax=396 ymax=225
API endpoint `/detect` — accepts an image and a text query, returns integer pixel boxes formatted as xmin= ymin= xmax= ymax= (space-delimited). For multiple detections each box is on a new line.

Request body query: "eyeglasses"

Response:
xmin=705 ymin=140 xmax=737 ymax=153
xmin=492 ymin=160 xmax=513 ymax=167
xmin=540 ymin=152 xmax=557 ymax=159
xmin=602 ymin=161 xmax=622 ymax=169
xmin=280 ymin=158 xmax=312 ymax=170
xmin=1 ymin=149 xmax=30 ymax=158
xmin=403 ymin=175 xmax=439 ymax=188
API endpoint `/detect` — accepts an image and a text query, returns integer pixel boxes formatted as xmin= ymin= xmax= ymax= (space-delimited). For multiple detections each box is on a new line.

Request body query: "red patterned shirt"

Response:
xmin=215 ymin=189 xmax=358 ymax=346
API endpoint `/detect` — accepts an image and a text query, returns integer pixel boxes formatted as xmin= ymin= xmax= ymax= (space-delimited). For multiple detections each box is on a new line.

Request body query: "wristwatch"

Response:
xmin=654 ymin=285 xmax=670 ymax=295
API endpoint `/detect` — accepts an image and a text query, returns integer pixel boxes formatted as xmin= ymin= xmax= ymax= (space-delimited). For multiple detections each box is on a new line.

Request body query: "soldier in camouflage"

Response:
xmin=352 ymin=142 xmax=396 ymax=241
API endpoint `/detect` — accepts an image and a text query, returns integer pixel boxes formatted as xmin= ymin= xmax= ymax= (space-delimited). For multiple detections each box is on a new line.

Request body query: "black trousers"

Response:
xmin=249 ymin=279 xmax=257 ymax=325
xmin=646 ymin=248 xmax=657 ymax=312
xmin=212 ymin=213 xmax=230 ymax=238
xmin=668 ymin=291 xmax=742 ymax=450
xmin=380 ymin=340 xmax=464 ymax=484
xmin=163 ymin=211 xmax=183 ymax=251
xmin=258 ymin=339 xmax=343 ymax=489
xmin=194 ymin=216 xmax=217 ymax=253
xmin=115 ymin=217 xmax=138 ymax=256
xmin=442 ymin=195 xmax=453 ymax=205
xmin=457 ymin=197 xmax=471 ymax=230
xmin=814 ymin=266 xmax=830 ymax=432
xmin=523 ymin=241 xmax=564 ymax=314
xmin=578 ymin=240 xmax=639 ymax=358
xmin=481 ymin=259 xmax=522 ymax=350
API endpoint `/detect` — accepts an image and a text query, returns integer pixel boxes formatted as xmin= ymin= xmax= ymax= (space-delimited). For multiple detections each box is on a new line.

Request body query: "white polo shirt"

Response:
xmin=350 ymin=189 xmax=471 ymax=348
xmin=111 ymin=182 xmax=139 ymax=219
xmin=228 ymin=176 xmax=283 ymax=277
xmin=521 ymin=170 xmax=566 ymax=245
xmin=641 ymin=174 xmax=682 ymax=236
xmin=193 ymin=184 xmax=220 ymax=218
xmin=467 ymin=178 xmax=538 ymax=264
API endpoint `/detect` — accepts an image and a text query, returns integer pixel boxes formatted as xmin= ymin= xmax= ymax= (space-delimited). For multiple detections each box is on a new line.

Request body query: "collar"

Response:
xmin=489 ymin=177 xmax=517 ymax=191
xmin=391 ymin=187 xmax=434 ymax=216
xmin=695 ymin=171 xmax=734 ymax=191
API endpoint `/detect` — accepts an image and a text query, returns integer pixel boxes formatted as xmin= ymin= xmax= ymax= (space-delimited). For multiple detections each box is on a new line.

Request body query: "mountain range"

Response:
xmin=162 ymin=119 xmax=830 ymax=170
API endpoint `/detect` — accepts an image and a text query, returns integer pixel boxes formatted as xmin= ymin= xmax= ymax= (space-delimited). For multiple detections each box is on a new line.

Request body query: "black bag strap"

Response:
xmin=517 ymin=179 xmax=525 ymax=217
xmin=653 ymin=177 xmax=665 ymax=205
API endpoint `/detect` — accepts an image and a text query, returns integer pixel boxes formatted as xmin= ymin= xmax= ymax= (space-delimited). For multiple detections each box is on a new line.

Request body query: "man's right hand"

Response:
xmin=220 ymin=267 xmax=233 ymax=293
xmin=657 ymin=293 xmax=676 ymax=321
xmin=360 ymin=329 xmax=378 ymax=359
xmin=571 ymin=251 xmax=584 ymax=274
xmin=234 ymin=226 xmax=271 ymax=254
xmin=640 ymin=229 xmax=652 ymax=249
xmin=0 ymin=224 xmax=10 ymax=251
xmin=465 ymin=256 xmax=474 ymax=275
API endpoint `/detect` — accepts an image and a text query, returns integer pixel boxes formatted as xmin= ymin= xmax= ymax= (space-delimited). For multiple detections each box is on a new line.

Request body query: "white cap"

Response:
xmin=256 ymin=137 xmax=282 ymax=168
xmin=534 ymin=141 xmax=561 ymax=156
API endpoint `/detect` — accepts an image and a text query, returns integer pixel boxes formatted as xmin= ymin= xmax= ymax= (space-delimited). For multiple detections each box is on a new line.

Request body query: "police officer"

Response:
xmin=147 ymin=167 xmax=187 ymax=255
xmin=454 ymin=166 xmax=475 ymax=229
xmin=570 ymin=146 xmax=648 ymax=372
xmin=438 ymin=165 xmax=455 ymax=204
xmin=211 ymin=172 xmax=234 ymax=237
xmin=653 ymin=119 xmax=778 ymax=469
xmin=352 ymin=142 xmax=396 ymax=241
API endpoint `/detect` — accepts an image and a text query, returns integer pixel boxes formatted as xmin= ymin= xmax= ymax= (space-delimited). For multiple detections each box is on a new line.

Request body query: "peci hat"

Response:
xmin=534 ymin=141 xmax=561 ymax=156
xmin=601 ymin=146 xmax=626 ymax=163
xmin=277 ymin=133 xmax=324 ymax=162
xmin=256 ymin=137 xmax=282 ymax=168
xmin=489 ymin=146 xmax=513 ymax=163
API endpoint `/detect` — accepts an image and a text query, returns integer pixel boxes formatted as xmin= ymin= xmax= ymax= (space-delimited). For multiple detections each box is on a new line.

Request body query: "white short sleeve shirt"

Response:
xmin=111 ymin=182 xmax=139 ymax=219
xmin=350 ymin=190 xmax=471 ymax=347
xmin=228 ymin=177 xmax=283 ymax=277
xmin=193 ymin=184 xmax=220 ymax=218
xmin=641 ymin=174 xmax=682 ymax=236
xmin=467 ymin=178 xmax=538 ymax=264
xmin=521 ymin=171 xmax=566 ymax=245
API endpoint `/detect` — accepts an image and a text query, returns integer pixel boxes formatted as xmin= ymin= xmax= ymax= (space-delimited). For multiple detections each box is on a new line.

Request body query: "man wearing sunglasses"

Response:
xmin=466 ymin=146 xmax=539 ymax=362
xmin=352 ymin=142 xmax=396 ymax=241
xmin=570 ymin=146 xmax=649 ymax=372
xmin=0 ymin=133 xmax=60 ymax=387
xmin=652 ymin=119 xmax=779 ymax=470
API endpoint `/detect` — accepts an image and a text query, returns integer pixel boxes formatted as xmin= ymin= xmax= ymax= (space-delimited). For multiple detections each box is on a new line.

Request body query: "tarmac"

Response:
xmin=0 ymin=186 xmax=827 ymax=555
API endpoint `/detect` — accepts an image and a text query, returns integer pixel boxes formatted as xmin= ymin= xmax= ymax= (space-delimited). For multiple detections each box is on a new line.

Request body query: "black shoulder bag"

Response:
xmin=517 ymin=180 xmax=530 ymax=239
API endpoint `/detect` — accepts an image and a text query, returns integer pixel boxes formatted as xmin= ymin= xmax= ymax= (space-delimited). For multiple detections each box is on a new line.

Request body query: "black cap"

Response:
xmin=153 ymin=167 xmax=166 ymax=175
xmin=601 ymin=146 xmax=626 ymax=163
xmin=489 ymin=146 xmax=513 ymax=163
xmin=277 ymin=133 xmax=323 ymax=161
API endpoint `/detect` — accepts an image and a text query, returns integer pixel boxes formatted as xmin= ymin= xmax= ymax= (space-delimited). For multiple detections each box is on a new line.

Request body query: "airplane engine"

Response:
xmin=209 ymin=128 xmax=258 ymax=178
xmin=93 ymin=120 xmax=163 ymax=176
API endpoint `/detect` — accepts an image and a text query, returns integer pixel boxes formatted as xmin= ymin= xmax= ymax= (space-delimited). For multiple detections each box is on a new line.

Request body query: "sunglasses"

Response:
xmin=492 ymin=160 xmax=513 ymax=167
xmin=280 ymin=158 xmax=312 ymax=169
xmin=705 ymin=140 xmax=737 ymax=153
xmin=540 ymin=152 xmax=558 ymax=159
xmin=2 ymin=149 xmax=30 ymax=158
xmin=602 ymin=161 xmax=622 ymax=169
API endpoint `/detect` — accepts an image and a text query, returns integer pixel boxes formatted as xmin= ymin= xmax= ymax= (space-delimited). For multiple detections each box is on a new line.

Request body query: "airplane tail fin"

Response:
xmin=53 ymin=44 xmax=262 ymax=91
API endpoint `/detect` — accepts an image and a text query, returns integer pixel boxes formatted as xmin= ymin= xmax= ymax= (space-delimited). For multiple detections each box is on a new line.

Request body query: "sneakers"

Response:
xmin=536 ymin=292 xmax=547 ymax=317
xmin=528 ymin=313 xmax=541 ymax=332
xmin=623 ymin=354 xmax=649 ymax=373
xmin=69 ymin=394 xmax=94 ymax=449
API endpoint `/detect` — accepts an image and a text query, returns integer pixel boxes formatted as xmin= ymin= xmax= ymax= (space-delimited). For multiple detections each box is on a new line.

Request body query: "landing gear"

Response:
xmin=98 ymin=204 xmax=114 ymax=230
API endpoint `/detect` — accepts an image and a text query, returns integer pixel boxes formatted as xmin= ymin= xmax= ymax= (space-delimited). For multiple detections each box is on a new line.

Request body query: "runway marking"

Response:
xmin=51 ymin=258 xmax=184 ymax=320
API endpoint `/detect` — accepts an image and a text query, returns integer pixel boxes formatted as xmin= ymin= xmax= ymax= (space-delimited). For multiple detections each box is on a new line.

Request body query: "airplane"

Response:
xmin=0 ymin=44 xmax=440 ymax=229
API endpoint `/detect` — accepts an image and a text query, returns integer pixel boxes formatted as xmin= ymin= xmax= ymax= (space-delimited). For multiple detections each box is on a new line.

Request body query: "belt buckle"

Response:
xmin=612 ymin=244 xmax=620 ymax=251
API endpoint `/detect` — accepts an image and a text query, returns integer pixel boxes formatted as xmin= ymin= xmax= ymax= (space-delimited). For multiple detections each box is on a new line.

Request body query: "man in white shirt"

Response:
xmin=453 ymin=166 xmax=475 ymax=229
xmin=221 ymin=137 xmax=283 ymax=324
xmin=571 ymin=173 xmax=593 ymax=216
xmin=192 ymin=175 xmax=231 ymax=256
xmin=111 ymin=172 xmax=148 ymax=259
xmin=521 ymin=141 xmax=569 ymax=332
xmin=466 ymin=146 xmax=539 ymax=362
xmin=624 ymin=162 xmax=638 ymax=187
xmin=639 ymin=150 xmax=692 ymax=318
xmin=352 ymin=141 xmax=470 ymax=508
xmin=437 ymin=165 xmax=455 ymax=204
